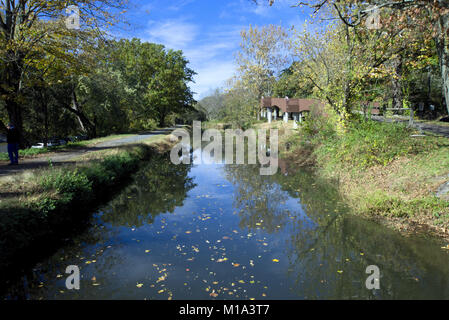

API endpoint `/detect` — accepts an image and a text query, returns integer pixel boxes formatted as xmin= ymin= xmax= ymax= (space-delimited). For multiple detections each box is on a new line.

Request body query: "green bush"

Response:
xmin=316 ymin=119 xmax=438 ymax=169
xmin=39 ymin=169 xmax=93 ymax=204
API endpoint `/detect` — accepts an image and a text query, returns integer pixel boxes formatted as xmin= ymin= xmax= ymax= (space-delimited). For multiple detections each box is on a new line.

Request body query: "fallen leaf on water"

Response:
xmin=185 ymin=231 xmax=192 ymax=234
xmin=136 ymin=283 xmax=143 ymax=288
xmin=232 ymin=263 xmax=240 ymax=267
xmin=210 ymin=292 xmax=218 ymax=298
xmin=145 ymin=250 xmax=150 ymax=253
xmin=272 ymin=259 xmax=279 ymax=263
xmin=337 ymin=270 xmax=343 ymax=274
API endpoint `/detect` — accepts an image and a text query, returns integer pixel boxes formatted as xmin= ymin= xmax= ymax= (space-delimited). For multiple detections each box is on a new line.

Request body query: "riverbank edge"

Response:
xmin=273 ymin=124 xmax=449 ymax=241
xmin=0 ymin=136 xmax=178 ymax=286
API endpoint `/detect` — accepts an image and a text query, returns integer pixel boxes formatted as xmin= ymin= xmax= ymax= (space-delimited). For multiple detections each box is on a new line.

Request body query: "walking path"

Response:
xmin=0 ymin=127 xmax=180 ymax=177
xmin=371 ymin=115 xmax=449 ymax=138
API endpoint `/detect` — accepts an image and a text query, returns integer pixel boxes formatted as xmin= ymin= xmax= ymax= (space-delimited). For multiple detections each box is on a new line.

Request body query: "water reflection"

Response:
xmin=3 ymin=150 xmax=449 ymax=300
xmin=101 ymin=154 xmax=196 ymax=227
xmin=224 ymin=161 xmax=449 ymax=299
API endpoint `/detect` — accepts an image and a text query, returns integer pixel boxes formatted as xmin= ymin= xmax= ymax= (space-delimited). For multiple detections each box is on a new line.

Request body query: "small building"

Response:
xmin=260 ymin=97 xmax=325 ymax=126
xmin=260 ymin=97 xmax=381 ymax=126
xmin=0 ymin=134 xmax=6 ymax=153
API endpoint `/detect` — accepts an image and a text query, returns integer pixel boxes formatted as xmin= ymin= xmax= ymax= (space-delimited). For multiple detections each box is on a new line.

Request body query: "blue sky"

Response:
xmin=117 ymin=0 xmax=310 ymax=99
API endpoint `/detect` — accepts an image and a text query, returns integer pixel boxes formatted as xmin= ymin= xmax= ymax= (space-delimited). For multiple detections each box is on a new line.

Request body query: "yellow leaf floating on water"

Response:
xmin=272 ymin=259 xmax=279 ymax=263
xmin=145 ymin=250 xmax=150 ymax=253
xmin=337 ymin=270 xmax=344 ymax=274
xmin=158 ymin=289 xmax=165 ymax=294
xmin=136 ymin=283 xmax=143 ymax=288
xmin=232 ymin=263 xmax=240 ymax=267
xmin=210 ymin=292 xmax=218 ymax=298
xmin=185 ymin=231 xmax=192 ymax=234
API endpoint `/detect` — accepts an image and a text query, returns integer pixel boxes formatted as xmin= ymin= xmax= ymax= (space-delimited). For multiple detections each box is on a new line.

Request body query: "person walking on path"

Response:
xmin=6 ymin=123 xmax=19 ymax=165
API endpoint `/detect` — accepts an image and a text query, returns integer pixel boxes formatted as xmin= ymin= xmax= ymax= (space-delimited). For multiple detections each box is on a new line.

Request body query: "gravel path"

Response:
xmin=371 ymin=115 xmax=449 ymax=138
xmin=0 ymin=127 xmax=180 ymax=177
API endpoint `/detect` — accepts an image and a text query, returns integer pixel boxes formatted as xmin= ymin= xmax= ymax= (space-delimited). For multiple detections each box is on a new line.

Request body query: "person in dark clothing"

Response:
xmin=6 ymin=123 xmax=19 ymax=165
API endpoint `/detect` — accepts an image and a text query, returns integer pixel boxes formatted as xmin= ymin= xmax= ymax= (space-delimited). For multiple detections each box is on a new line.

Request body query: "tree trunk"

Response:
xmin=2 ymin=59 xmax=27 ymax=147
xmin=159 ymin=113 xmax=166 ymax=128
xmin=436 ymin=13 xmax=449 ymax=115
xmin=391 ymin=56 xmax=403 ymax=110
xmin=5 ymin=98 xmax=27 ymax=147
xmin=69 ymin=89 xmax=97 ymax=138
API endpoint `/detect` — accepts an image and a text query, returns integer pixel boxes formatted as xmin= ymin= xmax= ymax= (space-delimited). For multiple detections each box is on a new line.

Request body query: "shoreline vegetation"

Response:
xmin=0 ymin=133 xmax=176 ymax=287
xmin=259 ymin=113 xmax=449 ymax=241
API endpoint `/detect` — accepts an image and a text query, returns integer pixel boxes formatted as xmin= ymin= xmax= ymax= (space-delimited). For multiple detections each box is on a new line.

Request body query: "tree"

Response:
xmin=264 ymin=0 xmax=449 ymax=115
xmin=145 ymin=49 xmax=195 ymax=127
xmin=236 ymin=24 xmax=290 ymax=119
xmin=0 ymin=0 xmax=128 ymax=144
xmin=273 ymin=62 xmax=315 ymax=98
xmin=197 ymin=88 xmax=226 ymax=120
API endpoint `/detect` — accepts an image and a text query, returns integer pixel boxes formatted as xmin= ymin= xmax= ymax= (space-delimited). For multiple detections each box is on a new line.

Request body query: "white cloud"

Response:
xmin=144 ymin=19 xmax=198 ymax=49
xmin=192 ymin=60 xmax=236 ymax=99
xmin=142 ymin=19 xmax=243 ymax=99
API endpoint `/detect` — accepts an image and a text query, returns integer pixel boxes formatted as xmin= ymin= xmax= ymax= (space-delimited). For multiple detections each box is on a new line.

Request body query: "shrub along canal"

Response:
xmin=3 ymin=146 xmax=449 ymax=299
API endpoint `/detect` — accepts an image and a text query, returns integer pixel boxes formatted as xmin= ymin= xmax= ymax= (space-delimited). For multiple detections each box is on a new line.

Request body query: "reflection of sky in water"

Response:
xmin=4 ymin=151 xmax=449 ymax=300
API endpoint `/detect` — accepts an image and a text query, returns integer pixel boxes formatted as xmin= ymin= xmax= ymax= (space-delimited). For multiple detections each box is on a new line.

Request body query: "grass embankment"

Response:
xmin=0 ymin=134 xmax=175 ymax=280
xmin=278 ymin=117 xmax=449 ymax=238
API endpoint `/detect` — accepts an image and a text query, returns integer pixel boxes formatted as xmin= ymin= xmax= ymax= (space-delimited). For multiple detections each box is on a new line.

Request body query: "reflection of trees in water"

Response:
xmin=225 ymin=161 xmax=449 ymax=299
xmin=224 ymin=164 xmax=295 ymax=233
xmin=101 ymin=154 xmax=195 ymax=227
xmin=282 ymin=168 xmax=449 ymax=299
xmin=4 ymin=155 xmax=195 ymax=299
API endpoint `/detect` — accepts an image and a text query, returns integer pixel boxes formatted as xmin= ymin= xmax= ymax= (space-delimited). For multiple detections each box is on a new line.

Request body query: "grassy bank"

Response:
xmin=0 ymin=135 xmax=175 ymax=283
xmin=276 ymin=115 xmax=449 ymax=239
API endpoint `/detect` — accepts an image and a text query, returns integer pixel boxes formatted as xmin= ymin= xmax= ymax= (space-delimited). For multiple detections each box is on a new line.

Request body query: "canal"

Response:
xmin=3 ymin=147 xmax=449 ymax=299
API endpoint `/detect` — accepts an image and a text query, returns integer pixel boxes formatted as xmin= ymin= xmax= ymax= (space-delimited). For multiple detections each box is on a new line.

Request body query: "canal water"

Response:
xmin=3 ymin=147 xmax=449 ymax=299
